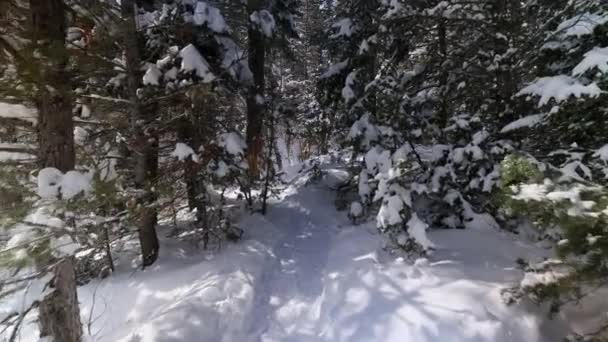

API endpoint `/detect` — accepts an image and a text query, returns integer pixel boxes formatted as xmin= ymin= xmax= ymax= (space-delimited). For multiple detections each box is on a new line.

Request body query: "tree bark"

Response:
xmin=438 ymin=19 xmax=449 ymax=130
xmin=36 ymin=90 xmax=75 ymax=172
xmin=31 ymin=0 xmax=75 ymax=172
xmin=38 ymin=257 xmax=82 ymax=342
xmin=29 ymin=1 xmax=82 ymax=341
xmin=246 ymin=0 xmax=266 ymax=179
xmin=177 ymin=117 xmax=207 ymax=226
xmin=121 ymin=0 xmax=159 ymax=267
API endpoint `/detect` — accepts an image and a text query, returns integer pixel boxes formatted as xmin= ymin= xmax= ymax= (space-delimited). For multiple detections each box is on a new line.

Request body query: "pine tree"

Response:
xmin=245 ymin=0 xmax=299 ymax=180
xmin=32 ymin=0 xmax=83 ymax=338
xmin=0 ymin=0 xmax=84 ymax=340
xmin=498 ymin=3 xmax=608 ymax=336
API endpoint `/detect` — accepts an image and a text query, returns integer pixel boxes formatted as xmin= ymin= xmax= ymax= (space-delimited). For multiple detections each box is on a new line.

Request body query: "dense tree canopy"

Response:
xmin=1 ymin=0 xmax=608 ymax=341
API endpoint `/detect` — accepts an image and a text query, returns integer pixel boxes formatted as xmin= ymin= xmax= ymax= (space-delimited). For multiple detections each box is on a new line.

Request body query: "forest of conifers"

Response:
xmin=1 ymin=1 xmax=608 ymax=341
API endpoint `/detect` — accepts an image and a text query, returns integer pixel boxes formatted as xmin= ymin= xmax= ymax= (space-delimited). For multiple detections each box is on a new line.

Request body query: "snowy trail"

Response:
xmin=14 ymin=167 xmax=567 ymax=342
xmin=245 ymin=184 xmax=344 ymax=341
xmin=236 ymin=172 xmax=564 ymax=342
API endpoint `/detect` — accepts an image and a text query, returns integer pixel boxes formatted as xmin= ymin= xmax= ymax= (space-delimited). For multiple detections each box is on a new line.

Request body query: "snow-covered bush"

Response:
xmin=0 ymin=159 xmax=132 ymax=338
xmin=495 ymin=3 xmax=608 ymax=336
xmin=500 ymin=155 xmax=608 ymax=339
xmin=2 ymin=165 xmax=127 ymax=275
xmin=318 ymin=0 xmax=542 ymax=254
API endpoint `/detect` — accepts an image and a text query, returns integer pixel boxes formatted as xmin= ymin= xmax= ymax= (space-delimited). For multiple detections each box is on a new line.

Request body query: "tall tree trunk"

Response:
xmin=246 ymin=0 xmax=266 ymax=179
xmin=121 ymin=0 xmax=159 ymax=267
xmin=38 ymin=257 xmax=82 ymax=342
xmin=30 ymin=1 xmax=82 ymax=341
xmin=261 ymin=113 xmax=276 ymax=215
xmin=135 ymin=134 xmax=159 ymax=266
xmin=438 ymin=19 xmax=449 ymax=130
xmin=177 ymin=117 xmax=206 ymax=225
xmin=494 ymin=0 xmax=522 ymax=124
xmin=31 ymin=0 xmax=75 ymax=171
xmin=36 ymin=90 xmax=74 ymax=171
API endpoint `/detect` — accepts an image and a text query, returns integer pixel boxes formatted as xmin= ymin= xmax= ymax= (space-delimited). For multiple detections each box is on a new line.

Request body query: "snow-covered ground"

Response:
xmin=13 ymin=166 xmax=566 ymax=342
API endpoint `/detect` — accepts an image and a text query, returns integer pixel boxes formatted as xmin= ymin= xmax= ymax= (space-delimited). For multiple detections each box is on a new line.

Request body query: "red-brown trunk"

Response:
xmin=246 ymin=0 xmax=266 ymax=179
